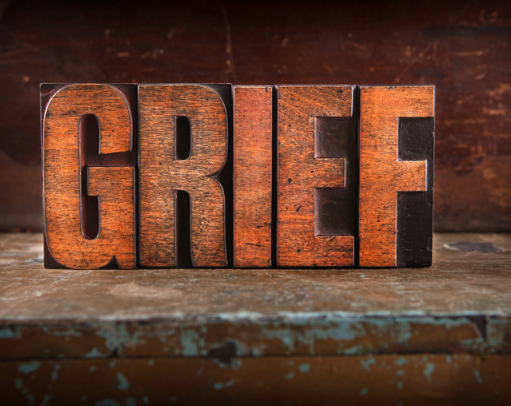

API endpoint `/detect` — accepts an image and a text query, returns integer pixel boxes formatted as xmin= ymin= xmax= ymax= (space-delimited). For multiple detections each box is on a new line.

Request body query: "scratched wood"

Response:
xmin=359 ymin=86 xmax=435 ymax=267
xmin=277 ymin=86 xmax=355 ymax=267
xmin=139 ymin=84 xmax=228 ymax=267
xmin=2 ymin=355 xmax=511 ymax=406
xmin=2 ymin=231 xmax=511 ymax=403
xmin=42 ymin=83 xmax=136 ymax=269
xmin=233 ymin=85 xmax=273 ymax=267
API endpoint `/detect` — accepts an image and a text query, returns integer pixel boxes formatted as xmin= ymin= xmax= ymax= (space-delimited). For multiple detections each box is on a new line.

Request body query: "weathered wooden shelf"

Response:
xmin=1 ymin=232 xmax=510 ymax=405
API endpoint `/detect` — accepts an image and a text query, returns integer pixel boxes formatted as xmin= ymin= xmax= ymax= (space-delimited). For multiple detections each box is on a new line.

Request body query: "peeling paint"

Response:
xmin=14 ymin=378 xmax=35 ymax=404
xmin=117 ymin=372 xmax=129 ymax=390
xmin=86 ymin=347 xmax=106 ymax=358
xmin=299 ymin=363 xmax=311 ymax=373
xmin=95 ymin=324 xmax=143 ymax=357
xmin=0 ymin=327 xmax=15 ymax=338
xmin=51 ymin=364 xmax=61 ymax=381
xmin=397 ymin=369 xmax=404 ymax=377
xmin=214 ymin=380 xmax=234 ymax=390
xmin=180 ymin=328 xmax=203 ymax=356
xmin=18 ymin=361 xmax=40 ymax=374
xmin=423 ymin=363 xmax=435 ymax=382
xmin=395 ymin=357 xmax=407 ymax=366
xmin=360 ymin=388 xmax=369 ymax=396
xmin=361 ymin=358 xmax=375 ymax=371
xmin=474 ymin=370 xmax=483 ymax=384
xmin=285 ymin=372 xmax=294 ymax=380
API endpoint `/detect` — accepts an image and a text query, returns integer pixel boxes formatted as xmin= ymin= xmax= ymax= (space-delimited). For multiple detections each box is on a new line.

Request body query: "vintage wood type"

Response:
xmin=277 ymin=85 xmax=355 ymax=267
xmin=139 ymin=84 xmax=228 ymax=267
xmin=359 ymin=86 xmax=435 ymax=267
xmin=233 ymin=85 xmax=273 ymax=267
xmin=43 ymin=83 xmax=136 ymax=269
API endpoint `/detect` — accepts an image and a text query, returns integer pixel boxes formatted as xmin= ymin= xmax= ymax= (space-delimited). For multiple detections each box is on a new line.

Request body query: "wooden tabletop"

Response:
xmin=1 ymin=232 xmax=510 ymax=405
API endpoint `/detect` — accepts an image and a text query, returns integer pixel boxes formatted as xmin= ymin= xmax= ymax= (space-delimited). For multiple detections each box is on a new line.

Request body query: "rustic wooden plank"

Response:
xmin=233 ymin=85 xmax=273 ymax=267
xmin=1 ymin=232 xmax=510 ymax=320
xmin=138 ymin=84 xmax=228 ymax=267
xmin=277 ymin=85 xmax=355 ymax=267
xmin=1 ymin=232 xmax=511 ymax=360
xmin=359 ymin=85 xmax=434 ymax=267
xmin=1 ymin=315 xmax=510 ymax=360
xmin=42 ymin=84 xmax=136 ymax=269
xmin=2 ymin=355 xmax=511 ymax=405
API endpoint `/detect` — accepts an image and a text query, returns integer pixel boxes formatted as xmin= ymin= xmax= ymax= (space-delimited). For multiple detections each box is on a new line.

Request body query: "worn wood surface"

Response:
xmin=1 ymin=232 xmax=510 ymax=347
xmin=42 ymin=83 xmax=136 ymax=269
xmin=0 ymin=232 xmax=511 ymax=404
xmin=233 ymin=85 xmax=272 ymax=267
xmin=2 ymin=356 xmax=511 ymax=405
xmin=139 ymin=84 xmax=228 ymax=267
xmin=277 ymin=86 xmax=355 ymax=267
xmin=1 ymin=0 xmax=510 ymax=232
xmin=359 ymin=86 xmax=434 ymax=267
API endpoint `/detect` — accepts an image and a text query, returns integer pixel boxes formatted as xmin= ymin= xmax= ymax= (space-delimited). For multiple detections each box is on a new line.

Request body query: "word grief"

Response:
xmin=41 ymin=84 xmax=434 ymax=269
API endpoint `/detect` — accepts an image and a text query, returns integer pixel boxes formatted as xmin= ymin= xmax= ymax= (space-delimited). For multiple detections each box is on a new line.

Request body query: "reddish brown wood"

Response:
xmin=3 ymin=355 xmax=511 ymax=406
xmin=2 ymin=1 xmax=511 ymax=233
xmin=139 ymin=84 xmax=228 ymax=267
xmin=277 ymin=86 xmax=355 ymax=267
xmin=359 ymin=86 xmax=434 ymax=267
xmin=43 ymin=84 xmax=136 ymax=269
xmin=233 ymin=85 xmax=273 ymax=267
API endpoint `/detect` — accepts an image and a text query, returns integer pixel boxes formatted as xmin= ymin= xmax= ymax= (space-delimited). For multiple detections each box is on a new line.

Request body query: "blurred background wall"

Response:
xmin=0 ymin=0 xmax=509 ymax=231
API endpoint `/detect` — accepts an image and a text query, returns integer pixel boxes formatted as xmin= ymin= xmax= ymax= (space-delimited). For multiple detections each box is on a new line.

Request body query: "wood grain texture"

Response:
xmin=2 ymin=231 xmax=511 ymax=405
xmin=43 ymin=84 xmax=136 ymax=269
xmin=139 ymin=84 xmax=228 ymax=267
xmin=233 ymin=85 xmax=273 ymax=267
xmin=3 ymin=356 xmax=511 ymax=406
xmin=2 ymin=0 xmax=510 ymax=232
xmin=277 ymin=86 xmax=355 ymax=267
xmin=359 ymin=86 xmax=434 ymax=267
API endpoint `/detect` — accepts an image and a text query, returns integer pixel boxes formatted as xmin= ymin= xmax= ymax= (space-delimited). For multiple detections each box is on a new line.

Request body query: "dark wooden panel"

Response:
xmin=139 ymin=84 xmax=228 ymax=268
xmin=2 ymin=356 xmax=511 ymax=406
xmin=42 ymin=83 xmax=136 ymax=269
xmin=359 ymin=86 xmax=434 ymax=267
xmin=277 ymin=85 xmax=355 ymax=267
xmin=2 ymin=0 xmax=511 ymax=231
xmin=233 ymin=85 xmax=272 ymax=267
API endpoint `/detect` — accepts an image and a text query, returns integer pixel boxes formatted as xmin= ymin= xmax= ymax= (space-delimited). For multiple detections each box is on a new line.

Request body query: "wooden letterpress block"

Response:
xmin=277 ymin=85 xmax=356 ymax=267
xmin=139 ymin=84 xmax=229 ymax=267
xmin=233 ymin=85 xmax=273 ymax=267
xmin=359 ymin=85 xmax=435 ymax=267
xmin=42 ymin=83 xmax=137 ymax=269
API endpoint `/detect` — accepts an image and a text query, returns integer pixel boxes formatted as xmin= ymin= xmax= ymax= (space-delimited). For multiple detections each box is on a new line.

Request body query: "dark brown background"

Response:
xmin=0 ymin=0 xmax=509 ymax=231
